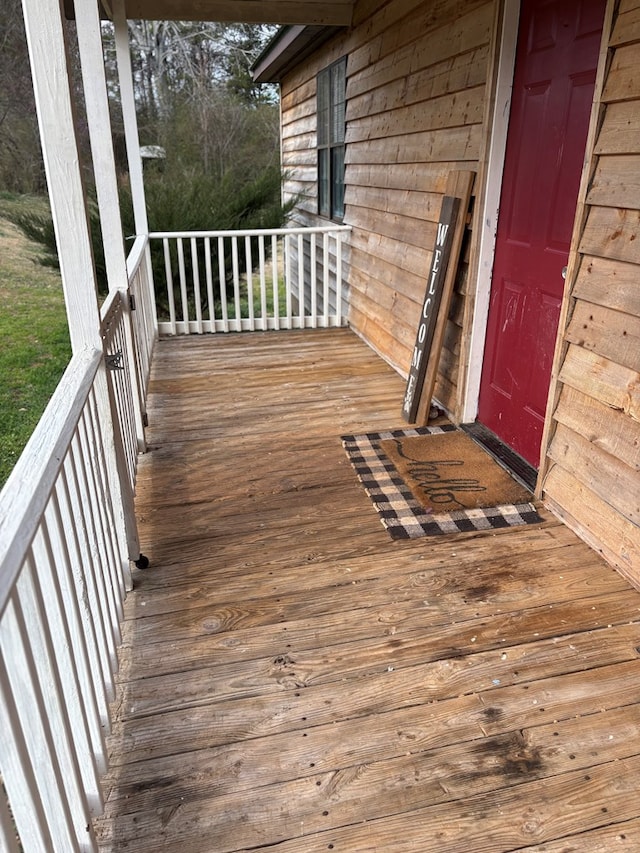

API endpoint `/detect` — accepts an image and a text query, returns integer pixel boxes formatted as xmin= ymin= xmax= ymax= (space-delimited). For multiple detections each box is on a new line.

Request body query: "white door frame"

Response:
xmin=462 ymin=0 xmax=521 ymax=423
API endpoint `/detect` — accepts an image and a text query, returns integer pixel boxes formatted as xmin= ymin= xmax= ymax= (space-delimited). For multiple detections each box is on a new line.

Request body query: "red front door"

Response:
xmin=478 ymin=0 xmax=605 ymax=467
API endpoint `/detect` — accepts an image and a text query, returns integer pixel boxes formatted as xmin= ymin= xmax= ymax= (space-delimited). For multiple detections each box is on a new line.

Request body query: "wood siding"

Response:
xmin=540 ymin=0 xmax=640 ymax=583
xmin=278 ymin=0 xmax=639 ymax=581
xmin=279 ymin=0 xmax=495 ymax=415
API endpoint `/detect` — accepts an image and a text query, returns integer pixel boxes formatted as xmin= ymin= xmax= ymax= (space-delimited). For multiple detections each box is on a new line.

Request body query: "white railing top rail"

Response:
xmin=99 ymin=286 xmax=120 ymax=325
xmin=150 ymin=223 xmax=352 ymax=336
xmin=0 ymin=348 xmax=102 ymax=619
xmin=149 ymin=225 xmax=352 ymax=239
xmin=125 ymin=233 xmax=148 ymax=279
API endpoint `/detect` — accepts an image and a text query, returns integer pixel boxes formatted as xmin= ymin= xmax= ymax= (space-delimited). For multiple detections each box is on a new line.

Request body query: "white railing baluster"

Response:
xmin=272 ymin=235 xmax=280 ymax=329
xmin=0 ymin=648 xmax=54 ymax=852
xmin=177 ymin=238 xmax=189 ymax=330
xmin=125 ymin=236 xmax=156 ymax=408
xmin=310 ymin=232 xmax=317 ymax=329
xmin=74 ymin=410 xmax=121 ymax=658
xmin=245 ymin=235 xmax=255 ymax=331
xmin=86 ymin=390 xmax=126 ymax=618
xmin=149 ymin=226 xmax=350 ymax=334
xmin=284 ymin=233 xmax=292 ymax=329
xmin=119 ymin=321 xmax=137 ymax=484
xmin=204 ymin=237 xmax=216 ymax=330
xmin=101 ymin=290 xmax=139 ymax=490
xmin=47 ymin=487 xmax=108 ymax=773
xmin=141 ymin=241 xmax=159 ymax=359
xmin=58 ymin=462 xmax=111 ymax=730
xmin=1 ymin=591 xmax=82 ymax=851
xmin=64 ymin=441 xmax=116 ymax=702
xmin=297 ymin=232 xmax=305 ymax=329
xmin=122 ymin=321 xmax=138 ymax=481
xmin=232 ymin=236 xmax=241 ymax=331
xmin=336 ymin=231 xmax=344 ymax=327
xmin=218 ymin=236 xmax=229 ymax=332
xmin=190 ymin=237 xmax=203 ymax=333
xmin=258 ymin=235 xmax=267 ymax=329
xmin=323 ymin=232 xmax=330 ymax=328
xmin=83 ymin=396 xmax=122 ymax=613
xmin=162 ymin=237 xmax=176 ymax=336
xmin=21 ymin=548 xmax=99 ymax=824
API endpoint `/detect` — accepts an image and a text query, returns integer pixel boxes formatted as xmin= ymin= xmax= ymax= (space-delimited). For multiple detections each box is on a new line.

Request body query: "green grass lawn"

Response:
xmin=0 ymin=194 xmax=71 ymax=488
xmin=0 ymin=194 xmax=291 ymax=487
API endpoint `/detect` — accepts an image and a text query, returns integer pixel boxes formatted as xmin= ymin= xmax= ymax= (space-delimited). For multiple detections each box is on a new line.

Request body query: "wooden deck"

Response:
xmin=95 ymin=329 xmax=640 ymax=852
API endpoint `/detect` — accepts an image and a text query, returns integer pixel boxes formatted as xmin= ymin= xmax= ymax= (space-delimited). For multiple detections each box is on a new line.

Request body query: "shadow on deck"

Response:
xmin=95 ymin=328 xmax=640 ymax=851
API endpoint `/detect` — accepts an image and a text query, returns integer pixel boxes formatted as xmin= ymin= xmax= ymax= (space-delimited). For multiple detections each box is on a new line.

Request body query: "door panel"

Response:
xmin=478 ymin=0 xmax=605 ymax=467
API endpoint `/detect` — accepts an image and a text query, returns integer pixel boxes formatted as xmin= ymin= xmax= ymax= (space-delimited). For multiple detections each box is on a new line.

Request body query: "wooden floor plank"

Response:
xmin=119 ymin=552 xmax=627 ymax=651
xmin=116 ymin=587 xmax=640 ymax=683
xmin=222 ymin=754 xmax=640 ymax=853
xmin=96 ymin=330 xmax=640 ymax=852
xmin=108 ymin=626 xmax=640 ymax=766
xmin=515 ymin=818 xmax=640 ymax=850
xmin=99 ymin=706 xmax=640 ymax=852
xmin=115 ymin=617 xmax=640 ymax=720
xmin=103 ymin=657 xmax=640 ymax=810
xmin=124 ymin=537 xmax=623 ymax=616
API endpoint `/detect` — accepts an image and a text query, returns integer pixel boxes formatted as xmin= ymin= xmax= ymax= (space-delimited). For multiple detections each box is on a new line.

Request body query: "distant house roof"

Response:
xmin=251 ymin=25 xmax=345 ymax=83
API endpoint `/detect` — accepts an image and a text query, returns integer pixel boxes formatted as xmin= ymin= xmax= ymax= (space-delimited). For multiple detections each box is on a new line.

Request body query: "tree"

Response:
xmin=9 ymin=17 xmax=289 ymax=308
xmin=0 ymin=0 xmax=44 ymax=193
xmin=99 ymin=20 xmax=280 ymax=180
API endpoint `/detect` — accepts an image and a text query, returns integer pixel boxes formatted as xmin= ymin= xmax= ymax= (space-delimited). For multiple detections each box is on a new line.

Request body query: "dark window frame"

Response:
xmin=317 ymin=57 xmax=346 ymax=222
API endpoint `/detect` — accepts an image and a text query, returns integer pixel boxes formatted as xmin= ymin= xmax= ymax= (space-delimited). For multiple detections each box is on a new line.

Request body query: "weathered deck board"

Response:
xmin=96 ymin=329 xmax=640 ymax=852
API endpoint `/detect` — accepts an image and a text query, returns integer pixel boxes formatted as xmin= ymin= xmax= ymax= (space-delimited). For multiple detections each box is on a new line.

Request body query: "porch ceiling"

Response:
xmin=76 ymin=0 xmax=354 ymax=26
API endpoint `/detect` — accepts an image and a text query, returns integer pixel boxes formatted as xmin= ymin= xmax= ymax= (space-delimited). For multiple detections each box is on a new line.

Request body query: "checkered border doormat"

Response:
xmin=341 ymin=424 xmax=543 ymax=539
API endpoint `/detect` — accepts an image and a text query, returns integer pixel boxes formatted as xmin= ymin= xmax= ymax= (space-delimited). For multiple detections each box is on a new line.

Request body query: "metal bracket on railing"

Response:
xmin=105 ymin=351 xmax=124 ymax=371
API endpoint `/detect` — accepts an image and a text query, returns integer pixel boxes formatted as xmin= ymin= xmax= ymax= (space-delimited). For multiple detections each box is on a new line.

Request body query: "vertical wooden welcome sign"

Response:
xmin=402 ymin=171 xmax=474 ymax=424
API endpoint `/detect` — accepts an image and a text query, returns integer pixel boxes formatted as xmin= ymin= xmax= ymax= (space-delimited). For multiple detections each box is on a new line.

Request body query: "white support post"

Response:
xmin=112 ymin=0 xmax=158 ymax=340
xmin=74 ymin=0 xmax=147 ymax=453
xmin=20 ymin=0 xmax=100 ymax=356
xmin=112 ymin=0 xmax=149 ymax=237
xmin=20 ymin=0 xmax=139 ymax=586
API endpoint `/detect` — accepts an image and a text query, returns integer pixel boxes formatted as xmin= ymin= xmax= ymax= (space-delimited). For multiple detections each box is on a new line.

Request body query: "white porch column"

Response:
xmin=21 ymin=0 xmax=100 ymax=355
xmin=112 ymin=0 xmax=149 ymax=236
xmin=20 ymin=0 xmax=138 ymax=583
xmin=112 ymin=0 xmax=159 ymax=342
xmin=74 ymin=0 xmax=147 ymax=452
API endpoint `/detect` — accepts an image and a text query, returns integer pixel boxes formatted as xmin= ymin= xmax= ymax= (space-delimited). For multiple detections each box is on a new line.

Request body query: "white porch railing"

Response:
xmin=0 ymin=349 xmax=128 ymax=852
xmin=150 ymin=225 xmax=351 ymax=335
xmin=0 ymin=240 xmax=157 ymax=851
xmin=0 ymin=223 xmax=349 ymax=850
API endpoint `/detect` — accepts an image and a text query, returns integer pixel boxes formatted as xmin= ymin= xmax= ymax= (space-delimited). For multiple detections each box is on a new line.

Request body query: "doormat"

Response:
xmin=341 ymin=424 xmax=543 ymax=539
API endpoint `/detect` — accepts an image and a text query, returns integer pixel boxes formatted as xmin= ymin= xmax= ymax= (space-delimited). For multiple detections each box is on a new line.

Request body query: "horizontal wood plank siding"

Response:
xmin=279 ymin=0 xmax=494 ymax=416
xmin=541 ymin=0 xmax=640 ymax=583
xmin=278 ymin=0 xmax=638 ymax=577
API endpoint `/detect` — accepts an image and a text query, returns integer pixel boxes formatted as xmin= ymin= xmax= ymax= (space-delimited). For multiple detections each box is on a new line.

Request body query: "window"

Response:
xmin=317 ymin=57 xmax=346 ymax=221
